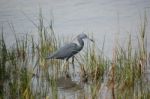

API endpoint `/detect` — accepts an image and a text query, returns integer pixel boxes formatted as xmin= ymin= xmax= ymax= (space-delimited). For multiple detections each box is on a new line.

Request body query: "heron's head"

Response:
xmin=77 ymin=33 xmax=94 ymax=42
xmin=77 ymin=33 xmax=87 ymax=39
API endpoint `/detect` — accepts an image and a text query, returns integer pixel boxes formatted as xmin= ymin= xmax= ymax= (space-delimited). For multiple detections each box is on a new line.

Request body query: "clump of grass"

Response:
xmin=79 ymin=36 xmax=108 ymax=82
xmin=3 ymin=34 xmax=35 ymax=98
xmin=0 ymin=9 xmax=150 ymax=99
xmin=0 ymin=9 xmax=60 ymax=98
xmin=0 ymin=28 xmax=8 ymax=97
xmin=113 ymin=15 xmax=149 ymax=98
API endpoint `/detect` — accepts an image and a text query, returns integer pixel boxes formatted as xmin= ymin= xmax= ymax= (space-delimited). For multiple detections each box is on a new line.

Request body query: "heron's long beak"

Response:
xmin=87 ymin=37 xmax=94 ymax=42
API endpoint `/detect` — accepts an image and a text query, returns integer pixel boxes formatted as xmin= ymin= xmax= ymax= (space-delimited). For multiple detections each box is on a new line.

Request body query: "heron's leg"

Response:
xmin=62 ymin=60 xmax=67 ymax=72
xmin=62 ymin=60 xmax=69 ymax=75
xmin=72 ymin=56 xmax=75 ymax=69
xmin=71 ymin=56 xmax=76 ymax=77
xmin=66 ymin=60 xmax=70 ymax=72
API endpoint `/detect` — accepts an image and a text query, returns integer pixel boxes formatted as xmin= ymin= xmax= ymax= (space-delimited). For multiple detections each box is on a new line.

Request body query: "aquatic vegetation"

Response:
xmin=0 ymin=11 xmax=150 ymax=99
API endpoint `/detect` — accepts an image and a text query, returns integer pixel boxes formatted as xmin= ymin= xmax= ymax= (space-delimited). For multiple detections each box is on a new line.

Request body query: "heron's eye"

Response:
xmin=84 ymin=35 xmax=87 ymax=38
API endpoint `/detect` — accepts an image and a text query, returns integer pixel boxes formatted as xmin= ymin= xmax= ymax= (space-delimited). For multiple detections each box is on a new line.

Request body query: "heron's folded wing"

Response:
xmin=46 ymin=43 xmax=77 ymax=59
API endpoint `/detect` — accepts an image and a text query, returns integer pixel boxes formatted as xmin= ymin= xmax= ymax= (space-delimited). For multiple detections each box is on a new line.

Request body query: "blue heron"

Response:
xmin=46 ymin=33 xmax=93 ymax=61
xmin=46 ymin=33 xmax=93 ymax=74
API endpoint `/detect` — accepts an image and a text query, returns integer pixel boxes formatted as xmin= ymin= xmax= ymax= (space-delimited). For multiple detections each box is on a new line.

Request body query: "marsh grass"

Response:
xmin=0 ymin=10 xmax=60 ymax=99
xmin=0 ymin=28 xmax=7 ymax=96
xmin=0 ymin=11 xmax=150 ymax=99
xmin=114 ymin=15 xmax=149 ymax=98
xmin=79 ymin=42 xmax=108 ymax=82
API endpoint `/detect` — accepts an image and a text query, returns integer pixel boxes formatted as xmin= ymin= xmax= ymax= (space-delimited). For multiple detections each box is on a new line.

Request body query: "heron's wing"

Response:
xmin=46 ymin=43 xmax=78 ymax=59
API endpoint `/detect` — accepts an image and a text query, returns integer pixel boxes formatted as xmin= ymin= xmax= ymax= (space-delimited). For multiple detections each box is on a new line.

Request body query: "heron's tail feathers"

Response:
xmin=45 ymin=54 xmax=54 ymax=59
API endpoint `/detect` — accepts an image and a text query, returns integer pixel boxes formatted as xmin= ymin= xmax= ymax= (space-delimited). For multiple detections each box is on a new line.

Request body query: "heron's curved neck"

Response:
xmin=77 ymin=38 xmax=84 ymax=50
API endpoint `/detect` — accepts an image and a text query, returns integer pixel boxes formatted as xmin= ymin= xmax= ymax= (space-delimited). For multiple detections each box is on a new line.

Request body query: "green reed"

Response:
xmin=114 ymin=15 xmax=149 ymax=99
xmin=0 ymin=10 xmax=149 ymax=99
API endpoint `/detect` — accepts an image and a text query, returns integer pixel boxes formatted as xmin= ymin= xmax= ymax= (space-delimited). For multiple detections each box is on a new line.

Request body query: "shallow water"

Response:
xmin=1 ymin=0 xmax=150 ymax=98
xmin=0 ymin=0 xmax=150 ymax=58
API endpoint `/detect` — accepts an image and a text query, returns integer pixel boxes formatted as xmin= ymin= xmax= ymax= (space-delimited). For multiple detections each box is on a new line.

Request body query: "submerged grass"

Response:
xmin=0 ymin=11 xmax=150 ymax=99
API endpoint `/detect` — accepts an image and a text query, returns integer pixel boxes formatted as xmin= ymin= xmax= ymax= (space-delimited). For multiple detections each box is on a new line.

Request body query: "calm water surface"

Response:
xmin=1 ymin=0 xmax=150 ymax=98
xmin=0 ymin=0 xmax=150 ymax=57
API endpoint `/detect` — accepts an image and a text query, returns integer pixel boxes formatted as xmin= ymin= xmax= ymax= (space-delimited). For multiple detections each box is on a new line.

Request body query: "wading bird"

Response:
xmin=46 ymin=33 xmax=94 ymax=72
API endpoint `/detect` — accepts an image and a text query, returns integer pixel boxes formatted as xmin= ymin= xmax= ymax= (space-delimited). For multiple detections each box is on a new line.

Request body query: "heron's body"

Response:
xmin=46 ymin=33 xmax=93 ymax=61
xmin=46 ymin=43 xmax=83 ymax=61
